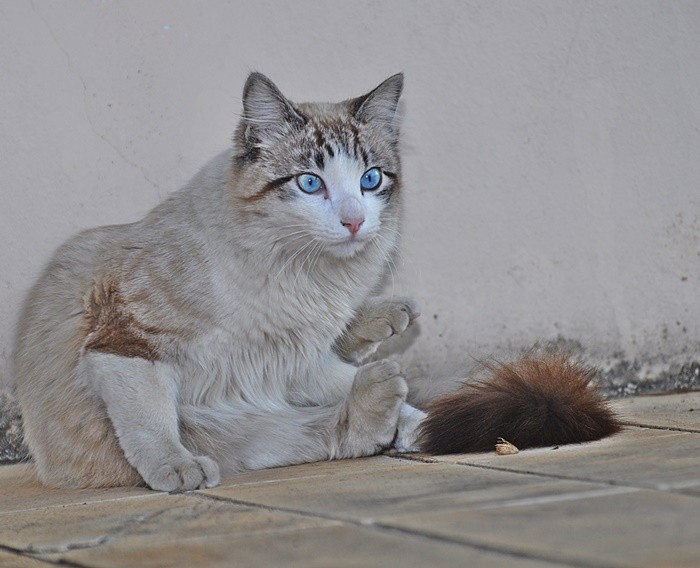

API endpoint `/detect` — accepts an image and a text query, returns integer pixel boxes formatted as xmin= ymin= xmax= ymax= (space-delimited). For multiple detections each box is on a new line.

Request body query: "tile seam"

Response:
xmin=385 ymin=454 xmax=700 ymax=496
xmin=189 ymin=491 xmax=609 ymax=568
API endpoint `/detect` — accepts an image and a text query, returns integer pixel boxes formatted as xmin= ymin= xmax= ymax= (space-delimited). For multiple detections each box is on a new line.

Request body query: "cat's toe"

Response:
xmin=353 ymin=359 xmax=405 ymax=393
xmin=394 ymin=297 xmax=421 ymax=324
xmin=394 ymin=404 xmax=427 ymax=453
xmin=185 ymin=456 xmax=220 ymax=489
xmin=358 ymin=297 xmax=421 ymax=341
xmin=387 ymin=297 xmax=421 ymax=334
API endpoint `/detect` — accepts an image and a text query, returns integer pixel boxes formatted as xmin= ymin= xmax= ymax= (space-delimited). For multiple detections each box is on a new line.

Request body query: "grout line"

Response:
xmin=1 ymin=507 xmax=170 ymax=561
xmin=422 ymin=460 xmax=633 ymax=489
xmin=384 ymin=454 xmax=700 ymax=497
xmin=620 ymin=421 xmax=700 ymax=433
xmin=0 ymin=543 xmax=88 ymax=567
xmin=655 ymin=479 xmax=700 ymax=491
xmin=190 ymin=492 xmax=609 ymax=568
xmin=384 ymin=453 xmax=439 ymax=464
xmin=449 ymin=486 xmax=640 ymax=512
xmin=370 ymin=523 xmax=616 ymax=568
xmin=0 ymin=491 xmax=165 ymax=516
xmin=218 ymin=473 xmax=331 ymax=488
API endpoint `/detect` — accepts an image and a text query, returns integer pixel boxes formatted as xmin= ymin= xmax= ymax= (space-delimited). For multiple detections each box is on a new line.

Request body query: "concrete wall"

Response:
xmin=1 ymin=1 xmax=698 ymax=386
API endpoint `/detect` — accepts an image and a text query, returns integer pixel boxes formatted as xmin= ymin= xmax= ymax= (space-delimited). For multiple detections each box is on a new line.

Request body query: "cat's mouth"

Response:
xmin=324 ymin=233 xmax=371 ymax=258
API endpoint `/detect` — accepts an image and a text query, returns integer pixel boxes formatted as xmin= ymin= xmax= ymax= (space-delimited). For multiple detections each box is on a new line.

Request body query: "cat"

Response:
xmin=14 ymin=72 xmax=429 ymax=491
xmin=13 ymin=73 xmax=620 ymax=491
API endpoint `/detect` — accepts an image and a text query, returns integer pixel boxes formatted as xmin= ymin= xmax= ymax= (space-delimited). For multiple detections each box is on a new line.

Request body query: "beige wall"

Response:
xmin=1 ymin=1 xmax=698 ymax=385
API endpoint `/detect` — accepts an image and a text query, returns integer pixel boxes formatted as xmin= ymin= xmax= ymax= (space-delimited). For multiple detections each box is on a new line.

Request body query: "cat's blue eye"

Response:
xmin=360 ymin=167 xmax=382 ymax=191
xmin=296 ymin=173 xmax=324 ymax=194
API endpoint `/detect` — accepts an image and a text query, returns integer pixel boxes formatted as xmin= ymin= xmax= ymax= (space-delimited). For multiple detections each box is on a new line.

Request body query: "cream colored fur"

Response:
xmin=13 ymin=73 xmax=425 ymax=491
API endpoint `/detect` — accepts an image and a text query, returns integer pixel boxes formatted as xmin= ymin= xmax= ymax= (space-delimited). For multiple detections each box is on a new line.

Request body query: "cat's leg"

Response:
xmin=335 ymin=297 xmax=420 ymax=364
xmin=335 ymin=298 xmax=429 ymax=446
xmin=181 ymin=359 xmax=409 ymax=474
xmin=81 ymin=351 xmax=220 ymax=491
xmin=306 ymin=354 xmax=423 ymax=454
xmin=341 ymin=359 xmax=409 ymax=454
xmin=345 ymin=358 xmax=426 ymax=454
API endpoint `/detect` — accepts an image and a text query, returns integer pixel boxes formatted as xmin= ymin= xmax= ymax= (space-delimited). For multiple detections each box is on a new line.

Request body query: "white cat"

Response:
xmin=14 ymin=73 xmax=425 ymax=491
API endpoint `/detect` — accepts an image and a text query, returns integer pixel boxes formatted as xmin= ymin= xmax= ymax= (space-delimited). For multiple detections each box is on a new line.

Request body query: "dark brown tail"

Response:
xmin=418 ymin=354 xmax=621 ymax=455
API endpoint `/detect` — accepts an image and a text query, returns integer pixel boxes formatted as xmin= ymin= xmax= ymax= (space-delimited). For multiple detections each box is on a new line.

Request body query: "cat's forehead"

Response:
xmin=296 ymin=100 xmax=349 ymax=117
xmin=248 ymin=97 xmax=399 ymax=180
xmin=272 ymin=104 xmax=396 ymax=172
xmin=299 ymin=101 xmax=361 ymax=138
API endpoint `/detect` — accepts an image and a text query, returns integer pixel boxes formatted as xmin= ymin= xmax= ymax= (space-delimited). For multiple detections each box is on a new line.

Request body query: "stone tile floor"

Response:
xmin=0 ymin=393 xmax=698 ymax=567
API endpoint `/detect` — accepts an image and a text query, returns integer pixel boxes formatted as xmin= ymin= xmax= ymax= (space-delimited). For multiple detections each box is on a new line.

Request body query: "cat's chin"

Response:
xmin=325 ymin=238 xmax=368 ymax=259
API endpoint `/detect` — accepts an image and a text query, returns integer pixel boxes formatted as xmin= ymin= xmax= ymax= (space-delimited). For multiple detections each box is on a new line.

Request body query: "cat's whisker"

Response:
xmin=267 ymin=231 xmax=310 ymax=250
xmin=374 ymin=228 xmax=422 ymax=279
xmin=309 ymin=241 xmax=327 ymax=279
xmin=371 ymin=239 xmax=397 ymax=297
xmin=273 ymin=238 xmax=318 ymax=281
xmin=293 ymin=239 xmax=324 ymax=290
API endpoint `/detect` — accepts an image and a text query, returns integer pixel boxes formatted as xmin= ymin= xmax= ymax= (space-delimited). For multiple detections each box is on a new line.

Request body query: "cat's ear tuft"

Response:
xmin=352 ymin=73 xmax=404 ymax=141
xmin=241 ymin=72 xmax=306 ymax=146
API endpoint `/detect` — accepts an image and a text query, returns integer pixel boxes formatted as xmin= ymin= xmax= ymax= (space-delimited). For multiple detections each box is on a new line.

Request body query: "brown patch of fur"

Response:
xmin=83 ymin=281 xmax=160 ymax=360
xmin=419 ymin=354 xmax=622 ymax=454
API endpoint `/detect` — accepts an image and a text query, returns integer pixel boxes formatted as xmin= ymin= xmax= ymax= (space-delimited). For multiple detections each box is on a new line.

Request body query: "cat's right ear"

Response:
xmin=241 ymin=73 xmax=306 ymax=148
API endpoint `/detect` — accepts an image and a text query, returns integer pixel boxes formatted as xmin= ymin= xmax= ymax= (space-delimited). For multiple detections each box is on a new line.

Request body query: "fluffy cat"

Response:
xmin=13 ymin=73 xmax=620 ymax=491
xmin=14 ymin=73 xmax=426 ymax=490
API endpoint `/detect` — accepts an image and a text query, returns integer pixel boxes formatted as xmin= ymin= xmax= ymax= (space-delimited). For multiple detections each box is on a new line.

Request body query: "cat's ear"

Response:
xmin=241 ymin=72 xmax=306 ymax=146
xmin=352 ymin=73 xmax=404 ymax=141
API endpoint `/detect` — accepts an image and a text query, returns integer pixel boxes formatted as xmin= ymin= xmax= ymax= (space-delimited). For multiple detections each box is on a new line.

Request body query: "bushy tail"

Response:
xmin=418 ymin=354 xmax=621 ymax=455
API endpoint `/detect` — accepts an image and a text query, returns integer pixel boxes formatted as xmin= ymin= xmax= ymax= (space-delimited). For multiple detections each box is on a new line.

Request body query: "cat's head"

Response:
xmin=231 ymin=72 xmax=403 ymax=260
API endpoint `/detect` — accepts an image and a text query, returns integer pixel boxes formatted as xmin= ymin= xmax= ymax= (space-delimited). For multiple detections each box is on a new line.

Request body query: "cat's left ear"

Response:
xmin=351 ymin=73 xmax=404 ymax=142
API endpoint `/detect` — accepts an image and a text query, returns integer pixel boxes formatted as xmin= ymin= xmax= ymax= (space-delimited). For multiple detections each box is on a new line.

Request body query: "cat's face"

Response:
xmin=232 ymin=73 xmax=403 ymax=260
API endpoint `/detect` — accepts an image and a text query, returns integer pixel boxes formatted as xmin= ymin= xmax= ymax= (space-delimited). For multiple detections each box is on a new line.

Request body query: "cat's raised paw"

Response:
xmin=145 ymin=455 xmax=220 ymax=492
xmin=336 ymin=298 xmax=421 ymax=364
xmin=355 ymin=297 xmax=421 ymax=342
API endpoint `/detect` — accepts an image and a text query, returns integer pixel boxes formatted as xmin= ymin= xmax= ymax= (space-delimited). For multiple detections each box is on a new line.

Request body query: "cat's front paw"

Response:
xmin=337 ymin=298 xmax=421 ymax=364
xmin=144 ymin=455 xmax=220 ymax=492
xmin=346 ymin=359 xmax=408 ymax=453
xmin=354 ymin=297 xmax=421 ymax=343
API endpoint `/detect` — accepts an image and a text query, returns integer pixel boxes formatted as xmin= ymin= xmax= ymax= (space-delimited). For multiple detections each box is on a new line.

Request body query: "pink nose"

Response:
xmin=341 ymin=218 xmax=364 ymax=236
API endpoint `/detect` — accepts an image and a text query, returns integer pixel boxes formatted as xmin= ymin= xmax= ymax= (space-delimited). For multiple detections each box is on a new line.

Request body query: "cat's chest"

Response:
xmin=215 ymin=260 xmax=361 ymax=341
xmin=171 ymin=249 xmax=376 ymax=404
xmin=175 ymin=277 xmax=358 ymax=403
xmin=177 ymin=315 xmax=334 ymax=405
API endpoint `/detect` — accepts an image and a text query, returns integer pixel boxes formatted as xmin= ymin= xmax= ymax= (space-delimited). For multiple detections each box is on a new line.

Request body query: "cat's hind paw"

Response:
xmin=394 ymin=403 xmax=427 ymax=453
xmin=346 ymin=359 xmax=408 ymax=452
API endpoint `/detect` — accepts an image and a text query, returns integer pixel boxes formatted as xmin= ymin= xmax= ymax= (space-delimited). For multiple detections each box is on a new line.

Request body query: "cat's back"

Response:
xmin=14 ymin=223 xmax=134 ymax=386
xmin=14 ymin=150 xmax=236 ymax=389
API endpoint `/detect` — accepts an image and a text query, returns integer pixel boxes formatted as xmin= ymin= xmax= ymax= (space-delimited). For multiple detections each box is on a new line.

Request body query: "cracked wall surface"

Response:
xmin=1 ymin=1 xmax=699 ymax=388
